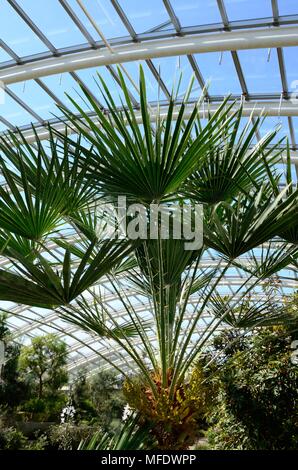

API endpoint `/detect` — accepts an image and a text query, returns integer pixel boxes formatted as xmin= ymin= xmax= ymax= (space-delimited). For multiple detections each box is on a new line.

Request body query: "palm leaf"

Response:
xmin=78 ymin=415 xmax=150 ymax=450
xmin=0 ymin=269 xmax=62 ymax=307
xmin=60 ymin=295 xmax=151 ymax=340
xmin=183 ymin=110 xmax=283 ymax=203
xmin=204 ymin=184 xmax=298 ymax=258
xmin=209 ymin=295 xmax=291 ymax=328
xmin=0 ymin=128 xmax=97 ymax=230
xmin=266 ymin=141 xmax=298 ymax=244
xmin=57 ymin=65 xmax=239 ymax=204
xmin=0 ymin=239 xmax=136 ymax=307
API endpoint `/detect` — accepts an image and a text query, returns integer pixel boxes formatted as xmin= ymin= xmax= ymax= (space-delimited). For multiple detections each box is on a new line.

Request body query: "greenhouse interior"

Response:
xmin=0 ymin=0 xmax=297 ymax=454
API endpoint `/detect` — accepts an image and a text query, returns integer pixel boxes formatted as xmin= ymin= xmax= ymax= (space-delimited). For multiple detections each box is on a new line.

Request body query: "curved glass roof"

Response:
xmin=0 ymin=0 xmax=298 ymax=376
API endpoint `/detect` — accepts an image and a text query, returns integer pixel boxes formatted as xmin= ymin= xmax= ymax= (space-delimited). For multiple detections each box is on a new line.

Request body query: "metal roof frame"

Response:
xmin=1 ymin=26 xmax=298 ymax=85
xmin=2 ymin=13 xmax=298 ymax=71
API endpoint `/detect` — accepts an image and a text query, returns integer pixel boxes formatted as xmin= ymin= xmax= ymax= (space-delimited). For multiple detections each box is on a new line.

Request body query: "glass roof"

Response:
xmin=224 ymin=0 xmax=272 ymax=21
xmin=0 ymin=0 xmax=298 ymax=131
xmin=0 ymin=0 xmax=298 ymax=376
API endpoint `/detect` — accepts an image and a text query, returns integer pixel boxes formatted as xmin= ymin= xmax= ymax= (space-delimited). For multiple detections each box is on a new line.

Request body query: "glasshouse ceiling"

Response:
xmin=0 ymin=0 xmax=298 ymax=377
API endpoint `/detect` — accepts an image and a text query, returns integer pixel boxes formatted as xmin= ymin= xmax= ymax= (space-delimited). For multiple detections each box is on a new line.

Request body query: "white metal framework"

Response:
xmin=1 ymin=27 xmax=298 ymax=85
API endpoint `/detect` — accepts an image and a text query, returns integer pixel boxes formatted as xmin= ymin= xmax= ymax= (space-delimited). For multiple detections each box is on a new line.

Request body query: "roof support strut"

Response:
xmin=1 ymin=26 xmax=298 ymax=85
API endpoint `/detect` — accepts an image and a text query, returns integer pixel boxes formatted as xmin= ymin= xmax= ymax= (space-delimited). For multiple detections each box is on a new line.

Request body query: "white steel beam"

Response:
xmin=0 ymin=26 xmax=298 ymax=85
xmin=6 ymin=101 xmax=298 ymax=150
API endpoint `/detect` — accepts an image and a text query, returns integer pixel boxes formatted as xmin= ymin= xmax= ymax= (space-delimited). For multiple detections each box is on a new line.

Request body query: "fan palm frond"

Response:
xmin=204 ymin=184 xmax=298 ymax=259
xmin=0 ymin=239 xmax=136 ymax=307
xmin=209 ymin=295 xmax=291 ymax=328
xmin=57 ymin=66 xmax=239 ymax=204
xmin=0 ymin=128 xmax=97 ymax=216
xmin=183 ymin=109 xmax=283 ymax=204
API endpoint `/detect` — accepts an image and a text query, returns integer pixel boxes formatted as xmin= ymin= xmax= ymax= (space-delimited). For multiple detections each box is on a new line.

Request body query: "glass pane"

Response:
xmin=76 ymin=64 xmax=140 ymax=107
xmin=40 ymin=72 xmax=88 ymax=113
xmin=0 ymin=91 xmax=37 ymax=126
xmin=121 ymin=61 xmax=169 ymax=102
xmin=152 ymin=55 xmax=200 ymax=99
xmin=278 ymin=0 xmax=298 ymax=16
xmin=259 ymin=116 xmax=289 ymax=144
xmin=290 ymin=117 xmax=298 ymax=144
xmin=67 ymin=0 xmax=128 ymax=40
xmin=8 ymin=80 xmax=58 ymax=120
xmin=17 ymin=0 xmax=89 ymax=49
xmin=81 ymin=61 xmax=190 ymax=107
xmin=194 ymin=51 xmax=242 ymax=95
xmin=0 ymin=121 xmax=8 ymax=132
xmin=118 ymin=0 xmax=169 ymax=33
xmin=238 ymin=48 xmax=282 ymax=93
xmin=0 ymin=46 xmax=13 ymax=64
xmin=0 ymin=0 xmax=48 ymax=57
xmin=283 ymin=46 xmax=298 ymax=96
xmin=7 ymin=316 xmax=28 ymax=328
xmin=170 ymin=0 xmax=222 ymax=26
xmin=224 ymin=0 xmax=272 ymax=21
xmin=77 ymin=66 xmax=121 ymax=106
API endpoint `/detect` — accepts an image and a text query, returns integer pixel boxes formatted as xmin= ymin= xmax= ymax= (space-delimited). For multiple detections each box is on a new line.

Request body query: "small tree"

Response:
xmin=0 ymin=314 xmax=28 ymax=409
xmin=71 ymin=369 xmax=97 ymax=422
xmin=72 ymin=369 xmax=125 ymax=431
xmin=19 ymin=334 xmax=68 ymax=400
xmin=89 ymin=370 xmax=125 ymax=428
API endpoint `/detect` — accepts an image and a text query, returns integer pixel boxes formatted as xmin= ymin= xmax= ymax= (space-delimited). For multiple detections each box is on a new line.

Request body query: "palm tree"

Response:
xmin=0 ymin=67 xmax=297 ymax=449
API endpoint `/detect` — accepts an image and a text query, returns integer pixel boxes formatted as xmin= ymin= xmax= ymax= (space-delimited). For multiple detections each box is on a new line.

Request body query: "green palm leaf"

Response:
xmin=57 ymin=66 xmax=238 ymax=204
xmin=0 ymin=128 xmax=97 ymax=233
xmin=204 ymin=184 xmax=298 ymax=258
xmin=0 ymin=239 xmax=136 ymax=307
xmin=183 ymin=110 xmax=283 ymax=204
xmin=265 ymin=141 xmax=298 ymax=244
xmin=209 ymin=295 xmax=291 ymax=328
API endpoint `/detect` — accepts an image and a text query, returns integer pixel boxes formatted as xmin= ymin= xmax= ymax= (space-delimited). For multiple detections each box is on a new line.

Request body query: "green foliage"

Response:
xmin=59 ymin=67 xmax=237 ymax=204
xmin=25 ymin=433 xmax=48 ymax=450
xmin=72 ymin=369 xmax=126 ymax=432
xmin=49 ymin=423 xmax=95 ymax=450
xmin=19 ymin=333 xmax=68 ymax=400
xmin=0 ymin=425 xmax=48 ymax=450
xmin=183 ymin=109 xmax=281 ymax=204
xmin=265 ymin=143 xmax=298 ymax=244
xmin=21 ymin=395 xmax=67 ymax=422
xmin=0 ymin=127 xmax=137 ymax=309
xmin=0 ymin=239 xmax=136 ymax=308
xmin=203 ymin=184 xmax=298 ymax=259
xmin=284 ymin=291 xmax=298 ymax=333
xmin=78 ymin=415 xmax=153 ymax=450
xmin=208 ymin=327 xmax=298 ymax=449
xmin=89 ymin=371 xmax=125 ymax=427
xmin=71 ymin=370 xmax=97 ymax=423
xmin=0 ymin=425 xmax=28 ymax=450
xmin=0 ymin=314 xmax=29 ymax=408
xmin=18 ymin=334 xmax=68 ymax=420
